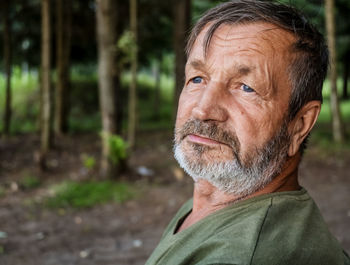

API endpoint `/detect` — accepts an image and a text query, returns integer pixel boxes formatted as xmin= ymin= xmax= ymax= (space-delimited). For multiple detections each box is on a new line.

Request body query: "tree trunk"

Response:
xmin=40 ymin=0 xmax=52 ymax=169
xmin=114 ymin=74 xmax=123 ymax=135
xmin=153 ymin=56 xmax=161 ymax=119
xmin=128 ymin=0 xmax=138 ymax=149
xmin=325 ymin=0 xmax=344 ymax=142
xmin=96 ymin=0 xmax=119 ymax=178
xmin=173 ymin=0 xmax=191 ymax=119
xmin=343 ymin=59 xmax=348 ymax=100
xmin=114 ymin=0 xmax=130 ymax=135
xmin=55 ymin=0 xmax=72 ymax=135
xmin=3 ymin=1 xmax=12 ymax=136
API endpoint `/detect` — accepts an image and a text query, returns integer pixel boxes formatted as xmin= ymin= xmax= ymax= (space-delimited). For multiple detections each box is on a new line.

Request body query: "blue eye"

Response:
xmin=192 ymin=77 xmax=203 ymax=84
xmin=242 ymin=84 xmax=255 ymax=93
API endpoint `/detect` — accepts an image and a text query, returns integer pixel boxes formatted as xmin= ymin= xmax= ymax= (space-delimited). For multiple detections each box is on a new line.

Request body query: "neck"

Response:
xmin=177 ymin=153 xmax=301 ymax=232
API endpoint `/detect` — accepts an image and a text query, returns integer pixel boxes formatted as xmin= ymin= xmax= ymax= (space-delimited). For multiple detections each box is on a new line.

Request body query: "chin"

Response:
xmin=174 ymin=141 xmax=286 ymax=197
xmin=180 ymin=140 xmax=235 ymax=164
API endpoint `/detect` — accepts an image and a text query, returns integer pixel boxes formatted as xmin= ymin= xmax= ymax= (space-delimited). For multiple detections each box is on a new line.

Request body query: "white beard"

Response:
xmin=173 ymin=123 xmax=290 ymax=197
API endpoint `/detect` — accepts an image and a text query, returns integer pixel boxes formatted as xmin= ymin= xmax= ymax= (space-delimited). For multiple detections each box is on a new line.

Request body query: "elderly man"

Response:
xmin=146 ymin=1 xmax=350 ymax=264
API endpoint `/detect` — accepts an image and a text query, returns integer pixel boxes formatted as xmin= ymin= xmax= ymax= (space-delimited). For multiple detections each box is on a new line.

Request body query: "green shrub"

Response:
xmin=108 ymin=135 xmax=128 ymax=165
xmin=81 ymin=154 xmax=96 ymax=170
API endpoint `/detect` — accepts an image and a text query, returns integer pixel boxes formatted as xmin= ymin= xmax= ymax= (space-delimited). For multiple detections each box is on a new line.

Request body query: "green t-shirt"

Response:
xmin=146 ymin=188 xmax=350 ymax=265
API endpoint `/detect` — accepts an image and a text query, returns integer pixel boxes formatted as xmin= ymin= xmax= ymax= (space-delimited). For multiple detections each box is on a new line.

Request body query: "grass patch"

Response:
xmin=45 ymin=180 xmax=136 ymax=209
xmin=20 ymin=175 xmax=41 ymax=190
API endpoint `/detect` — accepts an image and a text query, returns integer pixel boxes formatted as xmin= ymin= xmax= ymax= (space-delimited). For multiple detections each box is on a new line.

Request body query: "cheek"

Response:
xmin=228 ymin=102 xmax=271 ymax=151
xmin=235 ymin=112 xmax=283 ymax=156
xmin=175 ymin=94 xmax=193 ymax=134
xmin=228 ymin=99 xmax=261 ymax=131
xmin=176 ymin=92 xmax=195 ymax=120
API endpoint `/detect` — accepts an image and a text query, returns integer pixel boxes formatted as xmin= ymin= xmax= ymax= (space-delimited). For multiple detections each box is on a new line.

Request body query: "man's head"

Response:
xmin=174 ymin=0 xmax=328 ymax=196
xmin=186 ymin=0 xmax=328 ymax=124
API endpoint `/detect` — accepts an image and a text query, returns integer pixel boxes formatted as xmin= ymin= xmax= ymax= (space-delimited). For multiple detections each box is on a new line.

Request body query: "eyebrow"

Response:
xmin=188 ymin=59 xmax=255 ymax=77
xmin=189 ymin=59 xmax=207 ymax=72
xmin=236 ymin=65 xmax=253 ymax=75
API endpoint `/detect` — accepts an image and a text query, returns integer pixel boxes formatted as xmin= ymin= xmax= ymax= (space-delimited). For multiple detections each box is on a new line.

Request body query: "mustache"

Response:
xmin=176 ymin=119 xmax=241 ymax=152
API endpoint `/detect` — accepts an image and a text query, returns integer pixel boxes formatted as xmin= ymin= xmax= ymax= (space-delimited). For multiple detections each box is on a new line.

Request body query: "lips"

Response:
xmin=176 ymin=119 xmax=240 ymax=152
xmin=186 ymin=134 xmax=225 ymax=146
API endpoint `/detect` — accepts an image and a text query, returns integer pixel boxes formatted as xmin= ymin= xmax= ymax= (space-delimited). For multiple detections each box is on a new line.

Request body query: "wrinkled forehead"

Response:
xmin=189 ymin=22 xmax=296 ymax=61
xmin=186 ymin=22 xmax=297 ymax=100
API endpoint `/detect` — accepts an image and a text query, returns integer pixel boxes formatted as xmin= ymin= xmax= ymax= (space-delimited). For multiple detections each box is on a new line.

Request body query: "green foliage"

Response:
xmin=137 ymin=0 xmax=173 ymax=65
xmin=69 ymin=112 xmax=101 ymax=133
xmin=116 ymin=30 xmax=137 ymax=71
xmin=0 ymin=64 xmax=176 ymax=134
xmin=20 ymin=175 xmax=41 ymax=190
xmin=108 ymin=135 xmax=128 ymax=165
xmin=1 ymin=62 xmax=348 ymax=140
xmin=0 ymin=67 xmax=39 ymax=133
xmin=160 ymin=53 xmax=175 ymax=76
xmin=310 ymin=126 xmax=350 ymax=152
xmin=81 ymin=154 xmax=96 ymax=170
xmin=0 ymin=65 xmax=101 ymax=134
xmin=192 ymin=0 xmax=222 ymax=22
xmin=312 ymin=98 xmax=350 ymax=151
xmin=46 ymin=181 xmax=135 ymax=209
xmin=318 ymin=98 xmax=350 ymax=123
xmin=120 ymin=69 xmax=174 ymax=130
xmin=121 ymin=69 xmax=174 ymax=100
xmin=71 ymin=64 xmax=98 ymax=82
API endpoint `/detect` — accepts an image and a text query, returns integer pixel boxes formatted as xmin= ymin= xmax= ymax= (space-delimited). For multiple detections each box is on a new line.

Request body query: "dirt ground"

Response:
xmin=0 ymin=131 xmax=349 ymax=265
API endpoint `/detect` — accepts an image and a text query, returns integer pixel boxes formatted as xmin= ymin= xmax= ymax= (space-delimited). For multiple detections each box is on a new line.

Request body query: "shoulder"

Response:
xmin=147 ymin=190 xmax=349 ymax=265
xmin=189 ymin=189 xmax=347 ymax=265
xmin=250 ymin=189 xmax=347 ymax=265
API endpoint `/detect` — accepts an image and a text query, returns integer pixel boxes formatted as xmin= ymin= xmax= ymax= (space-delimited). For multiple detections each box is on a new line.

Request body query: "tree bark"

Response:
xmin=40 ymin=0 xmax=52 ymax=169
xmin=173 ymin=0 xmax=191 ymax=118
xmin=343 ymin=59 xmax=349 ymax=100
xmin=153 ymin=57 xmax=161 ymax=119
xmin=325 ymin=0 xmax=344 ymax=142
xmin=3 ymin=1 xmax=12 ymax=136
xmin=114 ymin=0 xmax=129 ymax=135
xmin=96 ymin=0 xmax=119 ymax=178
xmin=128 ymin=0 xmax=138 ymax=149
xmin=55 ymin=0 xmax=72 ymax=135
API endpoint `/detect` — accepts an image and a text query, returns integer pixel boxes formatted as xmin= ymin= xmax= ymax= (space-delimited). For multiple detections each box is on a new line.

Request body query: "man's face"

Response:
xmin=174 ymin=23 xmax=296 ymax=196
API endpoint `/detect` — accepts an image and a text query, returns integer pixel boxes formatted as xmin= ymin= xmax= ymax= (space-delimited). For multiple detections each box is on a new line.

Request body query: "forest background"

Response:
xmin=0 ymin=0 xmax=349 ymax=264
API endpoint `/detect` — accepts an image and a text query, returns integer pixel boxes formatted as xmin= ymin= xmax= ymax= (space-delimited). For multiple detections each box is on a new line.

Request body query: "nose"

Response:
xmin=192 ymin=82 xmax=228 ymax=122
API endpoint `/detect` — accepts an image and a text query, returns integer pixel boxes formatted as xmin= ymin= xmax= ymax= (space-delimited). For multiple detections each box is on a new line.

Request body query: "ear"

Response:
xmin=288 ymin=101 xmax=321 ymax=156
